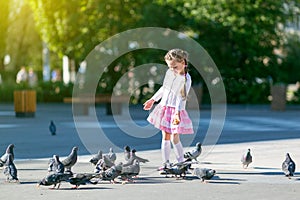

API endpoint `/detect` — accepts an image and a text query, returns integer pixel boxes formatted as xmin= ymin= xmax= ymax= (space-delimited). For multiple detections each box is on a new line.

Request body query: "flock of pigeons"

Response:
xmin=0 ymin=142 xmax=296 ymax=189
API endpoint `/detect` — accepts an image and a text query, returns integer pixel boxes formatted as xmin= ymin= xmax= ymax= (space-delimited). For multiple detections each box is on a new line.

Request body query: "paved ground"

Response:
xmin=0 ymin=103 xmax=300 ymax=199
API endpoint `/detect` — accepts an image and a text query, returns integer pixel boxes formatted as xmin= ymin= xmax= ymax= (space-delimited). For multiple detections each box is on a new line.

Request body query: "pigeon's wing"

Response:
xmin=62 ymin=151 xmax=77 ymax=169
xmin=282 ymin=161 xmax=290 ymax=175
xmin=103 ymin=155 xmax=115 ymax=168
xmin=9 ymin=163 xmax=18 ymax=180
xmin=134 ymin=155 xmax=149 ymax=163
xmin=288 ymin=161 xmax=296 ymax=175
xmin=122 ymin=157 xmax=135 ymax=167
xmin=0 ymin=154 xmax=8 ymax=165
xmin=89 ymin=150 xmax=103 ymax=165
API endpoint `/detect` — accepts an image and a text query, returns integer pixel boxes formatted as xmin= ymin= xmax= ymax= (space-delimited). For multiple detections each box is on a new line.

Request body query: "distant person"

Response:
xmin=28 ymin=68 xmax=38 ymax=87
xmin=16 ymin=66 xmax=28 ymax=84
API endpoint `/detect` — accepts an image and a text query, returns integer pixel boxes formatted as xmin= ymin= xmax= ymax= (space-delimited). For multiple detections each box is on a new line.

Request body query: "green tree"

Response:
xmin=157 ymin=0 xmax=291 ymax=103
xmin=0 ymin=0 xmax=10 ymax=71
xmin=29 ymin=0 xmax=146 ymax=67
xmin=6 ymin=0 xmax=42 ymax=71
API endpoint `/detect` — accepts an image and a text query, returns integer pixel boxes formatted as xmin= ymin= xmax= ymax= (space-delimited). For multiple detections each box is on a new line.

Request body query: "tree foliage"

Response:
xmin=0 ymin=0 xmax=10 ymax=71
xmin=156 ymin=0 xmax=296 ymax=103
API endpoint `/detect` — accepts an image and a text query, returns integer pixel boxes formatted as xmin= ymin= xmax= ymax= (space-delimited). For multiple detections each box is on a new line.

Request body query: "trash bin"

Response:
xmin=271 ymin=84 xmax=286 ymax=111
xmin=14 ymin=90 xmax=36 ymax=117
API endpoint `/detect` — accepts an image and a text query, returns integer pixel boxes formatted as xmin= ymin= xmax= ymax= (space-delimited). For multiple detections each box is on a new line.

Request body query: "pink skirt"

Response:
xmin=147 ymin=104 xmax=194 ymax=134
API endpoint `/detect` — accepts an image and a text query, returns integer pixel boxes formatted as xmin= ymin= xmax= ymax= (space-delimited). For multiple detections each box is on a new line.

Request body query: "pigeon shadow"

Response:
xmin=253 ymin=167 xmax=281 ymax=170
xmin=20 ymin=181 xmax=39 ymax=185
xmin=58 ymin=186 xmax=112 ymax=190
xmin=126 ymin=176 xmax=187 ymax=184
xmin=18 ymin=168 xmax=45 ymax=171
xmin=218 ymin=171 xmax=284 ymax=176
xmin=199 ymin=176 xmax=244 ymax=185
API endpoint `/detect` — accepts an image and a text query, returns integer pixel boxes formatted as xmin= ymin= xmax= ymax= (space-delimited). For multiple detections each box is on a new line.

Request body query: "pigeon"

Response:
xmin=131 ymin=149 xmax=149 ymax=163
xmin=3 ymin=153 xmax=19 ymax=182
xmin=282 ymin=153 xmax=296 ymax=178
xmin=120 ymin=159 xmax=140 ymax=182
xmin=48 ymin=155 xmax=65 ymax=174
xmin=193 ymin=168 xmax=216 ymax=183
xmin=0 ymin=144 xmax=15 ymax=167
xmin=99 ymin=162 xmax=123 ymax=183
xmin=89 ymin=150 xmax=103 ymax=165
xmin=67 ymin=173 xmax=99 ymax=189
xmin=37 ymin=172 xmax=73 ymax=189
xmin=160 ymin=161 xmax=192 ymax=178
xmin=49 ymin=120 xmax=56 ymax=135
xmin=241 ymin=149 xmax=252 ymax=169
xmin=184 ymin=142 xmax=202 ymax=161
xmin=62 ymin=146 xmax=78 ymax=172
xmin=124 ymin=145 xmax=131 ymax=161
xmin=107 ymin=147 xmax=117 ymax=163
xmin=94 ymin=154 xmax=115 ymax=173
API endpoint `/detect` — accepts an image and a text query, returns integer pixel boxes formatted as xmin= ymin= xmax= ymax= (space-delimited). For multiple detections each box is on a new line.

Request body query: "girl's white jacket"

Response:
xmin=150 ymin=68 xmax=192 ymax=112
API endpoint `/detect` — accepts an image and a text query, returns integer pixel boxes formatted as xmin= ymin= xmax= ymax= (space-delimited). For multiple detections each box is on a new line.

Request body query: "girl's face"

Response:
xmin=165 ymin=59 xmax=186 ymax=75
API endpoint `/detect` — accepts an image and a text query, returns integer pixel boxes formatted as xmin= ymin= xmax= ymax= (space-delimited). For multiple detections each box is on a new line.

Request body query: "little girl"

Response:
xmin=143 ymin=48 xmax=194 ymax=166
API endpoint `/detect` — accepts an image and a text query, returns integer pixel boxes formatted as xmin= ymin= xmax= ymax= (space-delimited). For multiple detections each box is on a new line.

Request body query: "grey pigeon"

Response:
xmin=131 ymin=149 xmax=149 ymax=163
xmin=107 ymin=147 xmax=117 ymax=163
xmin=48 ymin=155 xmax=65 ymax=174
xmin=124 ymin=145 xmax=131 ymax=161
xmin=3 ymin=153 xmax=19 ymax=182
xmin=0 ymin=144 xmax=15 ymax=167
xmin=193 ymin=168 xmax=216 ymax=182
xmin=67 ymin=173 xmax=99 ymax=189
xmin=37 ymin=172 xmax=73 ymax=189
xmin=120 ymin=159 xmax=140 ymax=181
xmin=49 ymin=120 xmax=56 ymax=135
xmin=94 ymin=154 xmax=115 ymax=173
xmin=99 ymin=162 xmax=123 ymax=183
xmin=241 ymin=149 xmax=252 ymax=169
xmin=89 ymin=150 xmax=103 ymax=165
xmin=160 ymin=161 xmax=192 ymax=178
xmin=62 ymin=146 xmax=78 ymax=172
xmin=184 ymin=142 xmax=202 ymax=161
xmin=282 ymin=153 xmax=296 ymax=178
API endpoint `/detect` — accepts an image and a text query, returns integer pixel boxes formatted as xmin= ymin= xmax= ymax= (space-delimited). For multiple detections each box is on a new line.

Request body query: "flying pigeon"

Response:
xmin=48 ymin=155 xmax=65 ymax=174
xmin=49 ymin=120 xmax=56 ymax=135
xmin=99 ymin=162 xmax=123 ymax=183
xmin=282 ymin=153 xmax=296 ymax=178
xmin=124 ymin=145 xmax=131 ymax=161
xmin=131 ymin=149 xmax=149 ymax=163
xmin=184 ymin=142 xmax=202 ymax=162
xmin=241 ymin=149 xmax=252 ymax=169
xmin=37 ymin=172 xmax=73 ymax=189
xmin=67 ymin=173 xmax=99 ymax=189
xmin=193 ymin=168 xmax=216 ymax=183
xmin=3 ymin=153 xmax=19 ymax=182
xmin=120 ymin=159 xmax=140 ymax=182
xmin=62 ymin=146 xmax=78 ymax=172
xmin=0 ymin=144 xmax=15 ymax=167
xmin=89 ymin=150 xmax=103 ymax=165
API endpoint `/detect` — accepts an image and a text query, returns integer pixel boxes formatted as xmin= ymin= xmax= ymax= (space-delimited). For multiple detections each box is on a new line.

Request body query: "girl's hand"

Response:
xmin=143 ymin=99 xmax=155 ymax=110
xmin=172 ymin=113 xmax=180 ymax=125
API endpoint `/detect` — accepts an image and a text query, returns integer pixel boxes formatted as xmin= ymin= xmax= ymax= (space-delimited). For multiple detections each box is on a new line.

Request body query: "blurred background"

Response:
xmin=0 ymin=0 xmax=299 ymax=107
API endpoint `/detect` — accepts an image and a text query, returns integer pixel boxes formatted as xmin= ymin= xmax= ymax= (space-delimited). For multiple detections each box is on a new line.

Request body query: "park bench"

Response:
xmin=63 ymin=94 xmax=130 ymax=115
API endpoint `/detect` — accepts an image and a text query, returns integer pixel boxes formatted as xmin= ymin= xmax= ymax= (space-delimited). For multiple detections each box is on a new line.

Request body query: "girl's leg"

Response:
xmin=171 ymin=133 xmax=184 ymax=162
xmin=161 ymin=131 xmax=171 ymax=164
